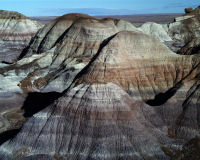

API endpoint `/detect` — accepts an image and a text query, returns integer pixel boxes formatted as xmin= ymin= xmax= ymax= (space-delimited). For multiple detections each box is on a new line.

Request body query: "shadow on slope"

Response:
xmin=0 ymin=129 xmax=21 ymax=145
xmin=22 ymin=92 xmax=62 ymax=117
xmin=0 ymin=91 xmax=63 ymax=145
xmin=146 ymin=82 xmax=182 ymax=106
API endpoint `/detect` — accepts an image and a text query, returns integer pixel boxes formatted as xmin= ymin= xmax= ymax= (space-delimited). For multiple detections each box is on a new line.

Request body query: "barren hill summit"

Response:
xmin=0 ymin=10 xmax=42 ymax=62
xmin=0 ymin=10 xmax=42 ymax=42
xmin=19 ymin=13 xmax=140 ymax=59
xmin=0 ymin=10 xmax=27 ymax=19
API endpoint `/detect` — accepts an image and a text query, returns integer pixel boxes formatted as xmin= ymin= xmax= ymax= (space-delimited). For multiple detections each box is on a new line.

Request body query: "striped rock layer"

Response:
xmin=0 ymin=20 xmax=200 ymax=160
xmin=0 ymin=14 xmax=144 ymax=135
xmin=0 ymin=10 xmax=42 ymax=62
xmin=0 ymin=10 xmax=42 ymax=43
xmin=0 ymin=13 xmax=141 ymax=95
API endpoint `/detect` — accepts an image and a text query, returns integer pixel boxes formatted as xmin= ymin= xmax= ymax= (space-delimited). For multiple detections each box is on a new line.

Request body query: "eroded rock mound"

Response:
xmin=139 ymin=22 xmax=172 ymax=42
xmin=0 ymin=10 xmax=42 ymax=42
xmin=19 ymin=13 xmax=140 ymax=59
xmin=0 ymin=13 xmax=141 ymax=97
xmin=0 ymin=13 xmax=143 ymax=135
xmin=0 ymin=10 xmax=42 ymax=62
xmin=168 ymin=6 xmax=200 ymax=54
xmin=0 ymin=25 xmax=200 ymax=160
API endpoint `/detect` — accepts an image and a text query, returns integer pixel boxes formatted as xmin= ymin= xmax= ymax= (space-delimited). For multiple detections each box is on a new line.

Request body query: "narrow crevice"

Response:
xmin=174 ymin=82 xmax=200 ymax=132
xmin=52 ymin=25 xmax=73 ymax=47
xmin=36 ymin=22 xmax=59 ymax=54
xmin=18 ymin=45 xmax=30 ymax=60
xmin=18 ymin=32 xmax=38 ymax=60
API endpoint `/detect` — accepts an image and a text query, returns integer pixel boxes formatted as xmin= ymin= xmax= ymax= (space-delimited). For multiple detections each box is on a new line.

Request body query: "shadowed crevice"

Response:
xmin=0 ymin=61 xmax=13 ymax=64
xmin=22 ymin=92 xmax=62 ymax=117
xmin=146 ymin=82 xmax=182 ymax=106
xmin=0 ymin=129 xmax=21 ymax=145
xmin=18 ymin=34 xmax=36 ymax=60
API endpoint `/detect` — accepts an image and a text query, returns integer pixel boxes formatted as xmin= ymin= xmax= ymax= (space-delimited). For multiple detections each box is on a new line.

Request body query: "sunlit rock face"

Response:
xmin=138 ymin=6 xmax=200 ymax=55
xmin=139 ymin=22 xmax=172 ymax=42
xmin=0 ymin=26 xmax=200 ymax=160
xmin=0 ymin=10 xmax=42 ymax=62
xmin=0 ymin=10 xmax=42 ymax=42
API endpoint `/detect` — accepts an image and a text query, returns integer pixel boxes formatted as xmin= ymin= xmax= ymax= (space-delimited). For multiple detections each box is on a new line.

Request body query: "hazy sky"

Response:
xmin=1 ymin=0 xmax=199 ymax=16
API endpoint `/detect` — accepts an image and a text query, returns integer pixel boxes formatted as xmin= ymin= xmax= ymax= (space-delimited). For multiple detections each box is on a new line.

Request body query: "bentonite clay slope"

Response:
xmin=0 ymin=10 xmax=42 ymax=62
xmin=0 ymin=30 xmax=200 ymax=159
xmin=19 ymin=13 xmax=140 ymax=59
xmin=0 ymin=13 xmax=141 ymax=94
xmin=0 ymin=14 xmax=142 ymax=134
xmin=0 ymin=10 xmax=42 ymax=42
xmin=139 ymin=22 xmax=172 ymax=42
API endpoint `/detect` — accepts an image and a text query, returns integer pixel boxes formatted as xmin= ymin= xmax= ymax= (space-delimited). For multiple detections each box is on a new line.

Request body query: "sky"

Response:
xmin=1 ymin=0 xmax=199 ymax=16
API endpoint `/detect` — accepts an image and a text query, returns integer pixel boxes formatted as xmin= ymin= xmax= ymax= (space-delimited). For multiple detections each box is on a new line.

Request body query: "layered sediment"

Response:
xmin=0 ymin=17 xmax=199 ymax=159
xmin=0 ymin=10 xmax=42 ymax=42
xmin=0 ymin=10 xmax=42 ymax=62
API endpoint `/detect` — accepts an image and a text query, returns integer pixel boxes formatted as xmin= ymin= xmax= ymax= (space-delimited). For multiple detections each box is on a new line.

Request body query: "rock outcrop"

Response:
xmin=185 ymin=6 xmax=200 ymax=15
xmin=0 ymin=13 xmax=200 ymax=159
xmin=167 ymin=6 xmax=200 ymax=54
xmin=163 ymin=136 xmax=200 ymax=160
xmin=0 ymin=10 xmax=42 ymax=62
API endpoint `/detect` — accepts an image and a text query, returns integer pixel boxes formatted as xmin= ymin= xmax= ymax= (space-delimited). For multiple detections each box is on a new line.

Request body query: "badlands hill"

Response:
xmin=0 ymin=10 xmax=42 ymax=62
xmin=139 ymin=6 xmax=200 ymax=55
xmin=0 ymin=11 xmax=200 ymax=160
xmin=0 ymin=13 xmax=141 ymax=135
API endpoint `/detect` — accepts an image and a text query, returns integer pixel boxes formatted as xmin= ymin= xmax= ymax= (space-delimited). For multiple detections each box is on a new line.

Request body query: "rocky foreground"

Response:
xmin=0 ymin=7 xmax=200 ymax=160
